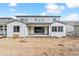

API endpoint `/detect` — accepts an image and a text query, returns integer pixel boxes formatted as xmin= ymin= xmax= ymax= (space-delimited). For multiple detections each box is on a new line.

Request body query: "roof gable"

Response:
xmin=6 ymin=20 xmax=26 ymax=25
xmin=52 ymin=21 xmax=67 ymax=25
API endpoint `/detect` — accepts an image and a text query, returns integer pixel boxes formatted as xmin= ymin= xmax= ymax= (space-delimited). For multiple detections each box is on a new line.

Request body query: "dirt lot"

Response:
xmin=0 ymin=36 xmax=79 ymax=56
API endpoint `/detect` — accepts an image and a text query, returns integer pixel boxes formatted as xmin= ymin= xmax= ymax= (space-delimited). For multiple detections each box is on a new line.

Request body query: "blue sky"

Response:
xmin=0 ymin=3 xmax=79 ymax=21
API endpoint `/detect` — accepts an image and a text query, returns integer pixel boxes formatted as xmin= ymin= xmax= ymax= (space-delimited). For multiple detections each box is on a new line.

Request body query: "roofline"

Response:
xmin=74 ymin=25 xmax=79 ymax=27
xmin=54 ymin=21 xmax=67 ymax=25
xmin=15 ymin=15 xmax=61 ymax=17
xmin=6 ymin=20 xmax=26 ymax=25
xmin=0 ymin=17 xmax=13 ymax=19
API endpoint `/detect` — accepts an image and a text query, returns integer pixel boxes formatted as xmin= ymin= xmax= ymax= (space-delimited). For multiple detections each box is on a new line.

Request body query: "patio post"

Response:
xmin=3 ymin=25 xmax=5 ymax=36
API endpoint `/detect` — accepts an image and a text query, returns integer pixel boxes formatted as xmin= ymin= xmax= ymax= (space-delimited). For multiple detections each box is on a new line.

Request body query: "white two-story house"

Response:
xmin=0 ymin=15 xmax=78 ymax=37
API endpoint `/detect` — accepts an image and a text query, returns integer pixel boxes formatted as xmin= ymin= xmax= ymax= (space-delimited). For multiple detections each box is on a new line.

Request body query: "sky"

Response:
xmin=0 ymin=3 xmax=79 ymax=21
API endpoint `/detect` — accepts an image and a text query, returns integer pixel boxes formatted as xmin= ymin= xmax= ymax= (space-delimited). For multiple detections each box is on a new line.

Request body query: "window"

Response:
xmin=35 ymin=18 xmax=44 ymax=22
xmin=52 ymin=26 xmax=57 ymax=32
xmin=35 ymin=19 xmax=40 ymax=22
xmin=25 ymin=19 xmax=28 ymax=22
xmin=52 ymin=26 xmax=63 ymax=32
xmin=14 ymin=26 xmax=20 ymax=32
xmin=21 ymin=18 xmax=24 ymax=21
xmin=58 ymin=26 xmax=63 ymax=32
xmin=0 ymin=26 xmax=3 ymax=31
xmin=34 ymin=27 xmax=44 ymax=34
xmin=53 ymin=18 xmax=56 ymax=22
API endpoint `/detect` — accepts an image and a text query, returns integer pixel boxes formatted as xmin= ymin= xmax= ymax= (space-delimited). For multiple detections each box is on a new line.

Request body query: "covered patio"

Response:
xmin=27 ymin=23 xmax=50 ymax=36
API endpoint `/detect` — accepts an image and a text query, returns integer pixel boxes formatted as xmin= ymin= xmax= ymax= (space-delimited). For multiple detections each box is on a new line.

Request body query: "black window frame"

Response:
xmin=52 ymin=26 xmax=57 ymax=32
xmin=53 ymin=18 xmax=56 ymax=22
xmin=58 ymin=26 xmax=63 ymax=32
xmin=52 ymin=26 xmax=63 ymax=32
xmin=14 ymin=26 xmax=20 ymax=32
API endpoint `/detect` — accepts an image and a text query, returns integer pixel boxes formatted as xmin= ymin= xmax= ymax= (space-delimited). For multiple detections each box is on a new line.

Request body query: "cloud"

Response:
xmin=9 ymin=3 xmax=17 ymax=7
xmin=11 ymin=8 xmax=16 ymax=11
xmin=63 ymin=13 xmax=79 ymax=21
xmin=40 ymin=12 xmax=46 ymax=15
xmin=64 ymin=0 xmax=79 ymax=8
xmin=9 ymin=3 xmax=17 ymax=14
xmin=65 ymin=2 xmax=79 ymax=8
xmin=16 ymin=13 xmax=27 ymax=15
xmin=45 ymin=3 xmax=65 ymax=14
xmin=16 ymin=13 xmax=32 ymax=15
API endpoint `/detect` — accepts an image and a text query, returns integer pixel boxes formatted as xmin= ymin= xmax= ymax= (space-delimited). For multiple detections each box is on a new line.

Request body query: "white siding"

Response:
xmin=16 ymin=17 xmax=60 ymax=23
xmin=30 ymin=26 xmax=34 ymax=35
xmin=66 ymin=25 xmax=74 ymax=36
xmin=7 ymin=21 xmax=28 ymax=37
xmin=49 ymin=22 xmax=66 ymax=37
xmin=74 ymin=26 xmax=79 ymax=36
xmin=27 ymin=17 xmax=54 ymax=23
xmin=44 ymin=26 xmax=48 ymax=34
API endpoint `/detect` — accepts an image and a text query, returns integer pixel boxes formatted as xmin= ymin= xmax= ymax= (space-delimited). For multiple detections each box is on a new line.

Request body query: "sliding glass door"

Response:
xmin=34 ymin=27 xmax=44 ymax=34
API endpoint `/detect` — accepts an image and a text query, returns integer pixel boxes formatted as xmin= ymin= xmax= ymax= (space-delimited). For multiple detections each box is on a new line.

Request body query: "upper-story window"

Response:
xmin=20 ymin=18 xmax=28 ymax=22
xmin=35 ymin=19 xmax=40 ymax=21
xmin=35 ymin=18 xmax=44 ymax=22
xmin=53 ymin=18 xmax=56 ymax=22
xmin=20 ymin=18 xmax=24 ymax=21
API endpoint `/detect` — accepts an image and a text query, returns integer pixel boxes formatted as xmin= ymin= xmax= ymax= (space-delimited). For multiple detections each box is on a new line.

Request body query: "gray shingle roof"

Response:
xmin=0 ymin=17 xmax=14 ymax=25
xmin=61 ymin=21 xmax=79 ymax=26
xmin=0 ymin=16 xmax=79 ymax=26
xmin=6 ymin=20 xmax=26 ymax=25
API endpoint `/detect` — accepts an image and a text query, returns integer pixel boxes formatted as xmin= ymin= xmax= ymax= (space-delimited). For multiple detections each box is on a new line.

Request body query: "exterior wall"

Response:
xmin=7 ymin=21 xmax=28 ymax=37
xmin=16 ymin=16 xmax=60 ymax=23
xmin=49 ymin=22 xmax=66 ymax=37
xmin=27 ymin=17 xmax=54 ymax=23
xmin=29 ymin=26 xmax=34 ymax=35
xmin=66 ymin=25 xmax=74 ymax=36
xmin=44 ymin=26 xmax=48 ymax=34
xmin=74 ymin=26 xmax=79 ymax=36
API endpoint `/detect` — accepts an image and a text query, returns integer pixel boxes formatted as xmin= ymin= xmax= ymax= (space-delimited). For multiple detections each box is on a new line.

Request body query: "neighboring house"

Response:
xmin=61 ymin=21 xmax=79 ymax=37
xmin=0 ymin=15 xmax=79 ymax=37
xmin=61 ymin=21 xmax=75 ymax=36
